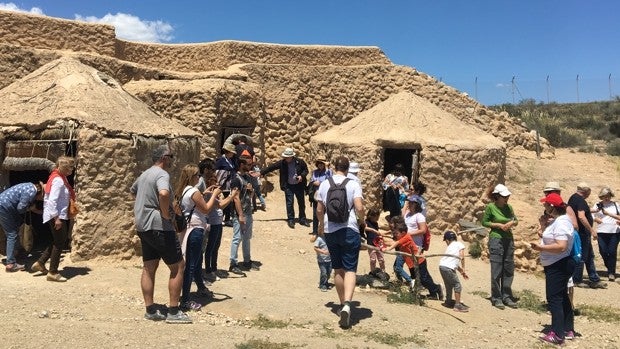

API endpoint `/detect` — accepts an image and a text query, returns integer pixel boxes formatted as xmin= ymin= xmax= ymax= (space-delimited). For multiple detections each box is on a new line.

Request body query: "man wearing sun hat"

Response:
xmin=346 ymin=162 xmax=361 ymax=183
xmin=261 ymin=147 xmax=309 ymax=229
xmin=568 ymin=182 xmax=606 ymax=289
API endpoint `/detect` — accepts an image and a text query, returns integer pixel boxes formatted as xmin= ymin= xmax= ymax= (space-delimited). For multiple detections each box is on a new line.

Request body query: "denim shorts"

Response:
xmin=138 ymin=230 xmax=183 ymax=265
xmin=324 ymin=227 xmax=361 ymax=272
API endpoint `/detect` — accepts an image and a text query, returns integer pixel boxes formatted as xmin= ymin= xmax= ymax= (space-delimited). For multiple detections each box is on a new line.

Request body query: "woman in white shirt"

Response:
xmin=592 ymin=187 xmax=620 ymax=281
xmin=33 ymin=156 xmax=75 ymax=282
xmin=531 ymin=193 xmax=576 ymax=345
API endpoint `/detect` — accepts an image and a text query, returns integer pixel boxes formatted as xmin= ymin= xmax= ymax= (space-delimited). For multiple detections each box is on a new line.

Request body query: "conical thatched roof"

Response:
xmin=312 ymin=91 xmax=504 ymax=150
xmin=0 ymin=57 xmax=197 ymax=138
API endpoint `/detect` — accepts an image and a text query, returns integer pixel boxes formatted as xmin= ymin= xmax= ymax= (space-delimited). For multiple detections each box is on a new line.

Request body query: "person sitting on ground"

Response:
xmin=175 ymin=164 xmax=223 ymax=311
xmin=0 ymin=182 xmax=44 ymax=272
xmin=261 ymin=147 xmax=310 ymax=229
xmin=438 ymin=230 xmax=469 ymax=312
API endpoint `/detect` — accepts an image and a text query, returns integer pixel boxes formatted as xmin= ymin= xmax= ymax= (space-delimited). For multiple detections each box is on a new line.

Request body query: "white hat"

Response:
xmin=281 ymin=148 xmax=295 ymax=158
xmin=348 ymin=162 xmax=360 ymax=174
xmin=492 ymin=184 xmax=511 ymax=197
xmin=543 ymin=181 xmax=561 ymax=192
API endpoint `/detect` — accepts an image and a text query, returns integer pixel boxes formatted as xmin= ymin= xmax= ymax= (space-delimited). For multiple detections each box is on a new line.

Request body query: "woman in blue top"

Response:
xmin=309 ymin=157 xmax=332 ymax=236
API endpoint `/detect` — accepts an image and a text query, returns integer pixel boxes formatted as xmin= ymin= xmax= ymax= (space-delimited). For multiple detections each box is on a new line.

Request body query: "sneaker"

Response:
xmin=5 ymin=263 xmax=25 ymax=272
xmin=539 ymin=331 xmax=564 ymax=345
xmin=409 ymin=280 xmax=416 ymax=290
xmin=144 ymin=310 xmax=166 ymax=321
xmin=609 ymin=275 xmax=616 ymax=282
xmin=287 ymin=221 xmax=295 ymax=229
xmin=299 ymin=219 xmax=311 ymax=227
xmin=564 ymin=330 xmax=575 ymax=340
xmin=503 ymin=299 xmax=518 ymax=309
xmin=31 ymin=261 xmax=48 ymax=274
xmin=339 ymin=304 xmax=351 ymax=328
xmin=320 ymin=285 xmax=328 ymax=292
xmin=197 ymin=287 xmax=214 ymax=298
xmin=574 ymin=282 xmax=590 ymax=288
xmin=590 ymin=281 xmax=608 ymax=289
xmin=454 ymin=303 xmax=469 ymax=313
xmin=215 ymin=270 xmax=229 ymax=279
xmin=228 ymin=264 xmax=246 ymax=276
xmin=442 ymin=299 xmax=456 ymax=308
xmin=241 ymin=261 xmax=260 ymax=271
xmin=180 ymin=300 xmax=202 ymax=311
xmin=46 ymin=273 xmax=67 ymax=282
xmin=259 ymin=203 xmax=267 ymax=211
xmin=165 ymin=310 xmax=193 ymax=324
xmin=493 ymin=300 xmax=505 ymax=310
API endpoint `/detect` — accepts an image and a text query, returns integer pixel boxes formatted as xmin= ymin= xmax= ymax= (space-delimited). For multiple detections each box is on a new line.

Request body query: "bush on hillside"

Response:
xmin=608 ymin=139 xmax=620 ymax=156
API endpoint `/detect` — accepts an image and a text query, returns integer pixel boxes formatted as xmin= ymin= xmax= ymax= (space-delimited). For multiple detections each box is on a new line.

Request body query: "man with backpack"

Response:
xmin=316 ymin=156 xmax=365 ymax=329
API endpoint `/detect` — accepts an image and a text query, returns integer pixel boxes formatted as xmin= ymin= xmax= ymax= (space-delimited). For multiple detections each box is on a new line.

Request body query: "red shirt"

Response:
xmin=397 ymin=234 xmax=424 ymax=268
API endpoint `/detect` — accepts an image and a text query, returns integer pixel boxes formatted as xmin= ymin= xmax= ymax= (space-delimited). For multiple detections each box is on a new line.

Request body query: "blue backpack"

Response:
xmin=570 ymin=230 xmax=582 ymax=263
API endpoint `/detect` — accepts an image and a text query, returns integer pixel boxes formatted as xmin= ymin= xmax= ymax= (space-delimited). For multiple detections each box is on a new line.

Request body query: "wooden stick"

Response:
xmin=361 ymin=242 xmax=461 ymax=260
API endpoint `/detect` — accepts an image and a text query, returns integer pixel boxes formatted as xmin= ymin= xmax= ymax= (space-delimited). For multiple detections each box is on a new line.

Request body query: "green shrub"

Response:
xmin=607 ymin=139 xmax=620 ymax=156
xmin=468 ymin=239 xmax=483 ymax=259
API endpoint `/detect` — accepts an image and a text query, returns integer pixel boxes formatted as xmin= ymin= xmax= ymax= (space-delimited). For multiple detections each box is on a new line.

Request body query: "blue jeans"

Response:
xmin=318 ymin=261 xmax=332 ymax=288
xmin=284 ymin=183 xmax=306 ymax=222
xmin=573 ymin=233 xmax=600 ymax=283
xmin=0 ymin=210 xmax=21 ymax=264
xmin=597 ymin=233 xmax=619 ymax=276
xmin=230 ymin=213 xmax=253 ymax=265
xmin=393 ymin=255 xmax=412 ymax=283
xmin=544 ymin=256 xmax=576 ymax=340
xmin=204 ymin=224 xmax=223 ymax=273
xmin=182 ymin=228 xmax=206 ymax=303
xmin=324 ymin=228 xmax=361 ymax=271
xmin=488 ymin=237 xmax=515 ymax=303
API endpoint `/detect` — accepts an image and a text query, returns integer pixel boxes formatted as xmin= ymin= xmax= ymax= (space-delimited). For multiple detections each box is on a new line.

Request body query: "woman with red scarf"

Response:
xmin=31 ymin=156 xmax=76 ymax=282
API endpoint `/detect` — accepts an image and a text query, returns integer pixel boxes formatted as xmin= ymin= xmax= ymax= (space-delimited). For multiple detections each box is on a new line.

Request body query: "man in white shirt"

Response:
xmin=316 ymin=156 xmax=364 ymax=329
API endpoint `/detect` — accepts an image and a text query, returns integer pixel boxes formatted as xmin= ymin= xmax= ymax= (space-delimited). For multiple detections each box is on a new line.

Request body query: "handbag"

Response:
xmin=174 ymin=188 xmax=195 ymax=233
xmin=69 ymin=198 xmax=79 ymax=218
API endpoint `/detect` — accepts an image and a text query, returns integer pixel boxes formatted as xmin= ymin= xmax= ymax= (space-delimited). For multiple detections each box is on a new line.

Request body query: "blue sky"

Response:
xmin=2 ymin=1 xmax=618 ymax=106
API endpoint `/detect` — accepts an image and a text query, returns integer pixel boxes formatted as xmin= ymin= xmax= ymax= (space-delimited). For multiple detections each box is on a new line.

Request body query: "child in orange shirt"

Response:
xmin=383 ymin=222 xmax=443 ymax=300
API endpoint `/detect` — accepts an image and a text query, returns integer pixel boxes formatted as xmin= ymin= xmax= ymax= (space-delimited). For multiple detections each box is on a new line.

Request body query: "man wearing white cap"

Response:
xmin=261 ymin=148 xmax=310 ymax=229
xmin=347 ymin=162 xmax=361 ymax=183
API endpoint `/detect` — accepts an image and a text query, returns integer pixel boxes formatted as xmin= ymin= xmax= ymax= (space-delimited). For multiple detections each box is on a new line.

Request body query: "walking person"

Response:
xmin=34 ymin=156 xmax=77 ymax=282
xmin=308 ymin=157 xmax=332 ymax=236
xmin=316 ymin=156 xmax=365 ymax=328
xmin=439 ymin=230 xmax=469 ymax=312
xmin=482 ymin=184 xmax=518 ymax=309
xmin=569 ymin=183 xmax=607 ymax=289
xmin=0 ymin=182 xmax=44 ymax=272
xmin=592 ymin=187 xmax=620 ymax=281
xmin=130 ymin=145 xmax=191 ymax=324
xmin=313 ymin=234 xmax=332 ymax=291
xmin=531 ymin=193 xmax=576 ymax=345
xmin=261 ymin=147 xmax=310 ymax=229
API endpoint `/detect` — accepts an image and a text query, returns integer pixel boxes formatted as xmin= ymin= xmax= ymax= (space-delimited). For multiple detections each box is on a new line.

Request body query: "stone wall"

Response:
xmin=117 ymin=40 xmax=391 ymax=73
xmin=0 ymin=11 xmax=116 ymax=57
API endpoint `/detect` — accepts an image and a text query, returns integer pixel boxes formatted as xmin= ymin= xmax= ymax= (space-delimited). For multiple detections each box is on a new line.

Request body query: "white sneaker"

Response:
xmin=339 ymin=304 xmax=351 ymax=328
xmin=409 ymin=280 xmax=416 ymax=290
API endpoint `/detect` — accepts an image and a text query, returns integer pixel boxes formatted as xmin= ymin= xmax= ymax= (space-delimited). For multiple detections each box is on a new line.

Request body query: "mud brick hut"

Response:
xmin=310 ymin=91 xmax=506 ymax=232
xmin=0 ymin=57 xmax=200 ymax=260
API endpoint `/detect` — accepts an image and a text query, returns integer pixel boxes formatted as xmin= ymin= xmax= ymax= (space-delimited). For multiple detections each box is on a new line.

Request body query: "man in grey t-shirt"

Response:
xmin=130 ymin=144 xmax=191 ymax=324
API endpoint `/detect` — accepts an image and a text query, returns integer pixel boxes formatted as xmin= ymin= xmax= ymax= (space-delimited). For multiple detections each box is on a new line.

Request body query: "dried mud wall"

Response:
xmin=309 ymin=142 xmax=505 ymax=232
xmin=0 ymin=11 xmax=116 ymax=57
xmin=72 ymin=129 xmax=200 ymax=260
xmin=116 ymin=40 xmax=391 ymax=73
xmin=124 ymin=79 xmax=265 ymax=161
xmin=239 ymin=64 xmax=547 ymax=163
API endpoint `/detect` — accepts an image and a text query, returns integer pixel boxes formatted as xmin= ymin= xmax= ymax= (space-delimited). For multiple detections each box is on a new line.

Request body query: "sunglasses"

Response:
xmin=163 ymin=154 xmax=175 ymax=159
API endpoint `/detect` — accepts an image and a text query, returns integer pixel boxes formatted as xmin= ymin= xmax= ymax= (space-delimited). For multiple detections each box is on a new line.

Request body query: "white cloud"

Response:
xmin=75 ymin=12 xmax=174 ymax=43
xmin=496 ymin=83 xmax=508 ymax=88
xmin=0 ymin=2 xmax=44 ymax=15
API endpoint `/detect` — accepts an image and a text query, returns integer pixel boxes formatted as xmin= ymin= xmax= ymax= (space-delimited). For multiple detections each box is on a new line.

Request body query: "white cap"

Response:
xmin=348 ymin=162 xmax=360 ymax=174
xmin=492 ymin=184 xmax=511 ymax=197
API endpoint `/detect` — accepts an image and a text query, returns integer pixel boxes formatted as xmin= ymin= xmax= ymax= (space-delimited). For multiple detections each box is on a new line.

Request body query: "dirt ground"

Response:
xmin=1 ymin=148 xmax=620 ymax=349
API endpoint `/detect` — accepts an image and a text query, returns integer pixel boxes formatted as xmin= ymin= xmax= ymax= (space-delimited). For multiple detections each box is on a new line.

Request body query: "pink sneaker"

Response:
xmin=564 ymin=330 xmax=575 ymax=340
xmin=539 ymin=331 xmax=564 ymax=345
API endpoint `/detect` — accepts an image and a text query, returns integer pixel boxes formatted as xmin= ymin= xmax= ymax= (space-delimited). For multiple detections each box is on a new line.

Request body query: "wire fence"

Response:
xmin=442 ymin=75 xmax=618 ymax=106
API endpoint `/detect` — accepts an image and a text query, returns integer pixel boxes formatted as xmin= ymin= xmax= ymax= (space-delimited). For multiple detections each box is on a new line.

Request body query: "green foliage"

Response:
xmin=491 ymin=100 xmax=620 ymax=150
xmin=607 ymin=139 xmax=620 ymax=156
xmin=514 ymin=289 xmax=547 ymax=314
xmin=578 ymin=304 xmax=620 ymax=323
xmin=387 ymin=282 xmax=423 ymax=305
xmin=471 ymin=290 xmax=490 ymax=298
xmin=366 ymin=331 xmax=426 ymax=347
xmin=468 ymin=239 xmax=483 ymax=259
xmin=235 ymin=339 xmax=295 ymax=349
xmin=251 ymin=314 xmax=290 ymax=329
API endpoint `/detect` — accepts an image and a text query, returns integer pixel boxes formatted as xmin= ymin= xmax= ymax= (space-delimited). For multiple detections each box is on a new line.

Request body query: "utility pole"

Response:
xmin=546 ymin=75 xmax=550 ymax=104
xmin=475 ymin=76 xmax=478 ymax=100
xmin=576 ymin=74 xmax=580 ymax=103
xmin=511 ymin=76 xmax=515 ymax=104
xmin=610 ymin=73 xmax=613 ymax=100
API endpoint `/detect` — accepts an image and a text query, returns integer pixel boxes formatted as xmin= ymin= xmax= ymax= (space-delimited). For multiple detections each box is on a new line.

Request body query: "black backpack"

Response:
xmin=326 ymin=177 xmax=351 ymax=223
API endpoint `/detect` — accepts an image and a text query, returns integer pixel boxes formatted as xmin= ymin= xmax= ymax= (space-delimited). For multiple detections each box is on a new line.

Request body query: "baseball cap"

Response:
xmin=540 ymin=192 xmax=566 ymax=208
xmin=443 ymin=230 xmax=457 ymax=241
xmin=492 ymin=184 xmax=511 ymax=197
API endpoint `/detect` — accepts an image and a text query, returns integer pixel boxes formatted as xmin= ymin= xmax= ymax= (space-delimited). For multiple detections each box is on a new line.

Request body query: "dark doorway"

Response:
xmin=383 ymin=148 xmax=415 ymax=182
xmin=220 ymin=126 xmax=253 ymax=155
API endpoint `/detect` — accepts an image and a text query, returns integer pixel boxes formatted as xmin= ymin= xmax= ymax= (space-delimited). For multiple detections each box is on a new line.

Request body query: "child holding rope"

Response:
xmin=439 ymin=230 xmax=469 ymax=312
xmin=364 ymin=208 xmax=387 ymax=272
